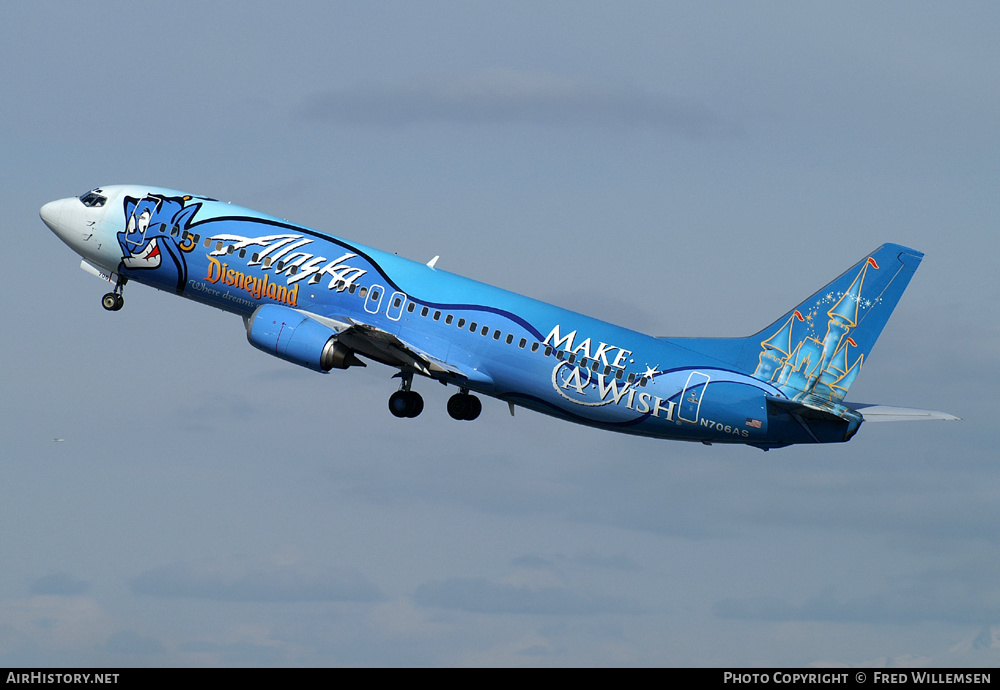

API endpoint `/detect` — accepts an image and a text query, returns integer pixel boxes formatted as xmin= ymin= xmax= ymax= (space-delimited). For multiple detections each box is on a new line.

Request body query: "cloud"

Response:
xmin=130 ymin=557 xmax=382 ymax=603
xmin=29 ymin=572 xmax=90 ymax=597
xmin=414 ymin=577 xmax=643 ymax=615
xmin=300 ymin=70 xmax=731 ymax=136
xmin=715 ymin=561 xmax=1000 ymax=624
xmin=0 ymin=596 xmax=110 ymax=656
xmin=103 ymin=630 xmax=165 ymax=655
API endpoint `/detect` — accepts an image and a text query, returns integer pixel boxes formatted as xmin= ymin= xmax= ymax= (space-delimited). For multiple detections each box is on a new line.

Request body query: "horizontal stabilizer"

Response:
xmin=847 ymin=404 xmax=961 ymax=422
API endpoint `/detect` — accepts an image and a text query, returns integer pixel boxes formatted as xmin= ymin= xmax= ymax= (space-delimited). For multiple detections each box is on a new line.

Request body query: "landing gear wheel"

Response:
xmin=407 ymin=391 xmax=424 ymax=418
xmin=102 ymin=293 xmax=124 ymax=311
xmin=448 ymin=393 xmax=482 ymax=421
xmin=389 ymin=390 xmax=424 ymax=418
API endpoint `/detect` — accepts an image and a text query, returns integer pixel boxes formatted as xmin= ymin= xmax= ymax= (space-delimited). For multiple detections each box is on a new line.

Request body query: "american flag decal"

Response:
xmin=745 ymin=418 xmax=762 ymax=429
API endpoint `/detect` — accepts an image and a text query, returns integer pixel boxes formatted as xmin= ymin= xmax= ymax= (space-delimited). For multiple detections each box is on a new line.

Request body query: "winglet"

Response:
xmin=427 ymin=255 xmax=440 ymax=269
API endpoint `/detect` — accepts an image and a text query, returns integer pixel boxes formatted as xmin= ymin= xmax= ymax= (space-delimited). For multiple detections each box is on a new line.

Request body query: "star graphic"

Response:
xmin=641 ymin=365 xmax=658 ymax=380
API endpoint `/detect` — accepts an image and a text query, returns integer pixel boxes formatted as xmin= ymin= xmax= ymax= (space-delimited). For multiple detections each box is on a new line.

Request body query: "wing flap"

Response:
xmin=303 ymin=310 xmax=493 ymax=388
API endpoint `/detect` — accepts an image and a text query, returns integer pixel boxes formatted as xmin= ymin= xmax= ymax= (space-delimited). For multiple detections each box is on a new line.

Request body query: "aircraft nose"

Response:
xmin=40 ymin=198 xmax=66 ymax=233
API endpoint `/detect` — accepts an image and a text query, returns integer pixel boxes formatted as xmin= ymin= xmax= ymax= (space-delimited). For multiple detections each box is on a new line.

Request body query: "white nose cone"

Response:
xmin=40 ymin=196 xmax=99 ymax=258
xmin=40 ymin=199 xmax=66 ymax=233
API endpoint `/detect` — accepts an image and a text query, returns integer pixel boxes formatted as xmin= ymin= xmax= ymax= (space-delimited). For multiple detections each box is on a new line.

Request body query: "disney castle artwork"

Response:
xmin=753 ymin=256 xmax=881 ymax=403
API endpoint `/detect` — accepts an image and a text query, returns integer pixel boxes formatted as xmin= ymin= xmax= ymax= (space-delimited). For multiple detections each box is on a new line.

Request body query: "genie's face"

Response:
xmin=116 ymin=194 xmax=199 ymax=293
xmin=119 ymin=199 xmax=163 ymax=269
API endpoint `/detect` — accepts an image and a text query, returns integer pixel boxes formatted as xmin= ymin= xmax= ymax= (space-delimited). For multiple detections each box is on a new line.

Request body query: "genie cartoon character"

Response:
xmin=117 ymin=194 xmax=200 ymax=294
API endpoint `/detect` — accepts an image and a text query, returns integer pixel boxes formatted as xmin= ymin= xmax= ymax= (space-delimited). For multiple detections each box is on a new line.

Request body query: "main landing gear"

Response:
xmin=387 ymin=374 xmax=482 ymax=421
xmin=101 ymin=276 xmax=127 ymax=311
xmin=388 ymin=372 xmax=424 ymax=418
xmin=447 ymin=390 xmax=482 ymax=421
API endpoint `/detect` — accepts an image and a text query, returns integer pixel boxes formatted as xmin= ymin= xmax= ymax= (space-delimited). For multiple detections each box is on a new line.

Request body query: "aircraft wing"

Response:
xmin=303 ymin=310 xmax=493 ymax=387
xmin=847 ymin=404 xmax=962 ymax=422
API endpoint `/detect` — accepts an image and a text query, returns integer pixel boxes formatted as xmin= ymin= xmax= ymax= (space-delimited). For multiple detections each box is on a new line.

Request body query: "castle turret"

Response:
xmin=753 ymin=314 xmax=797 ymax=382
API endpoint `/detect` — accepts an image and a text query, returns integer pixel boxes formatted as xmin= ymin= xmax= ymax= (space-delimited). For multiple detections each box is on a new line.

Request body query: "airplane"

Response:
xmin=40 ymin=185 xmax=958 ymax=450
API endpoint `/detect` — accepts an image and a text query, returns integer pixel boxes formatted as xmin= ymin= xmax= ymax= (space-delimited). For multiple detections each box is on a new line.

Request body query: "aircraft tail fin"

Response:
xmin=739 ymin=243 xmax=923 ymax=404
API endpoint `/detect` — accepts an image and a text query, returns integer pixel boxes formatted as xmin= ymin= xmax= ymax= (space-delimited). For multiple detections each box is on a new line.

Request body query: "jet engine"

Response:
xmin=245 ymin=304 xmax=364 ymax=372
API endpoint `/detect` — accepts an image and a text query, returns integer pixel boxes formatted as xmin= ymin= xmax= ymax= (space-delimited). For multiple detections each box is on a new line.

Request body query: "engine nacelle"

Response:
xmin=246 ymin=304 xmax=363 ymax=372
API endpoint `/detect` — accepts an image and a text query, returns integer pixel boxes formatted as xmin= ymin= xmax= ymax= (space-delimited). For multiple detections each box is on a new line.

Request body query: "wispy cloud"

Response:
xmin=30 ymin=572 xmax=90 ymax=597
xmin=414 ymin=577 xmax=643 ymax=615
xmin=300 ymin=69 xmax=732 ymax=136
xmin=715 ymin=561 xmax=1000 ymax=624
xmin=131 ymin=556 xmax=382 ymax=603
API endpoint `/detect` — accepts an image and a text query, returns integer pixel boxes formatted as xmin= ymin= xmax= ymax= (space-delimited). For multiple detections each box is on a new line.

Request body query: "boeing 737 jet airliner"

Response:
xmin=41 ymin=186 xmax=957 ymax=450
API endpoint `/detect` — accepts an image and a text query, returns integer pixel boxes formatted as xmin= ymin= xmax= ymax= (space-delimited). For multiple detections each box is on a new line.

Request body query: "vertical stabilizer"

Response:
xmin=744 ymin=244 xmax=923 ymax=403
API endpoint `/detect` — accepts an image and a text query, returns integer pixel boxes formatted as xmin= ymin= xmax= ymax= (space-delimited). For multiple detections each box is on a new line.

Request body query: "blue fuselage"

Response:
xmin=43 ymin=185 xmax=874 ymax=449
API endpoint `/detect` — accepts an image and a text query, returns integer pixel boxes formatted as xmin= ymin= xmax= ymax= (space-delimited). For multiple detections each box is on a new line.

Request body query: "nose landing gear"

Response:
xmin=101 ymin=276 xmax=127 ymax=311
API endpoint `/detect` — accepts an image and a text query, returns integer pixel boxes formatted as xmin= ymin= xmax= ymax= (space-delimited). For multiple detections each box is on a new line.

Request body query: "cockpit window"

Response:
xmin=79 ymin=190 xmax=107 ymax=208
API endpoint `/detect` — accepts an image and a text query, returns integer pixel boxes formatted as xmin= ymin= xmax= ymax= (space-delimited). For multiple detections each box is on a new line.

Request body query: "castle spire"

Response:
xmin=827 ymin=259 xmax=873 ymax=327
xmin=761 ymin=314 xmax=797 ymax=356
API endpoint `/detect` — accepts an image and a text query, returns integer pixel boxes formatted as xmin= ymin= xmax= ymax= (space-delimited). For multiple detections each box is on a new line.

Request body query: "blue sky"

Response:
xmin=1 ymin=1 xmax=997 ymax=666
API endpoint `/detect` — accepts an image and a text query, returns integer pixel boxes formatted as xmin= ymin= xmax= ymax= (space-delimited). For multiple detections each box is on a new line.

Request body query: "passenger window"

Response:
xmin=216 ymin=241 xmax=224 ymax=252
xmin=445 ymin=314 xmax=453 ymax=325
xmin=627 ymin=373 xmax=636 ymax=383
xmin=372 ymin=290 xmax=380 ymax=301
xmin=493 ymin=330 xmax=501 ymax=340
xmin=421 ymin=307 xmax=429 ymax=317
xmin=263 ymin=257 xmax=272 ymax=268
xmin=615 ymin=369 xmax=623 ymax=380
xmin=505 ymin=334 xmax=513 ymax=344
xmin=470 ymin=322 xmax=477 ymax=332
xmin=556 ymin=351 xmax=565 ymax=361
xmin=393 ymin=298 xmax=402 ymax=309
xmin=568 ymin=354 xmax=576 ymax=364
xmin=457 ymin=318 xmax=465 ymax=328
xmin=348 ymin=284 xmax=357 ymax=294
xmin=171 ymin=226 xmax=179 ymax=237
xmin=239 ymin=248 xmax=246 ymax=258
xmin=530 ymin=342 xmax=539 ymax=353
xmin=359 ymin=287 xmax=368 ymax=298
xmin=203 ymin=237 xmax=210 ymax=248
xmin=407 ymin=303 xmax=415 ymax=313
xmin=519 ymin=338 xmax=526 ymax=348
xmin=433 ymin=311 xmax=441 ymax=321
xmin=251 ymin=253 xmax=259 ymax=262
xmin=544 ymin=346 xmax=553 ymax=356
xmin=309 ymin=274 xmax=321 ymax=285
xmin=481 ymin=326 xmax=489 ymax=336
